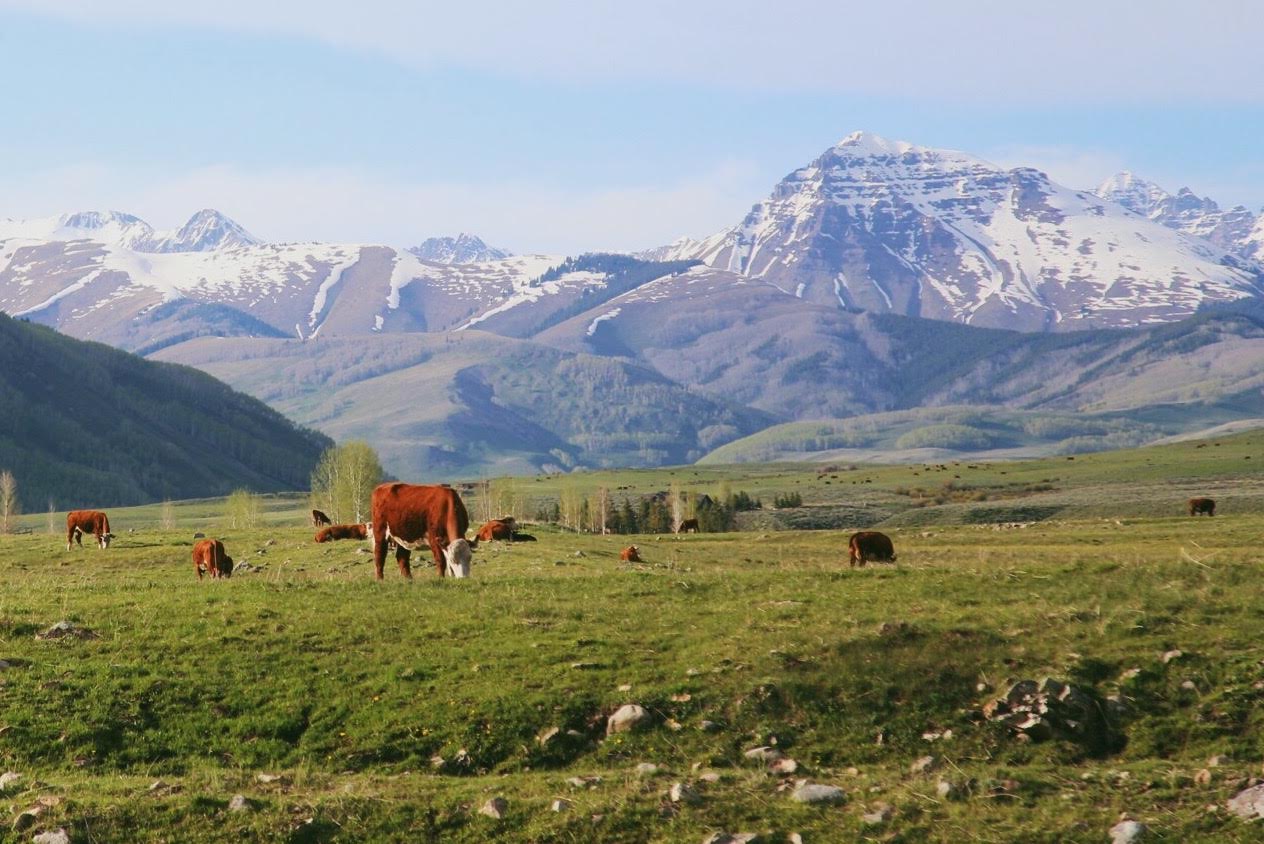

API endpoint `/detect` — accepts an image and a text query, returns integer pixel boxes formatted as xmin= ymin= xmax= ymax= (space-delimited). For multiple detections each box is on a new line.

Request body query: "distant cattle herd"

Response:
xmin=56 ymin=488 xmax=1224 ymax=579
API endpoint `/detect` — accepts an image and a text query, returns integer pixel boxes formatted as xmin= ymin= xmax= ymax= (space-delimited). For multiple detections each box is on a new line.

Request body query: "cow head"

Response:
xmin=100 ymin=533 xmax=115 ymax=549
xmin=444 ymin=538 xmax=473 ymax=578
xmin=220 ymin=555 xmax=234 ymax=578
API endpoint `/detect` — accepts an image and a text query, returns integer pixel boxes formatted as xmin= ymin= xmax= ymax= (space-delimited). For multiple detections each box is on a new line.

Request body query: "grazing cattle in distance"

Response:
xmin=1188 ymin=497 xmax=1216 ymax=517
xmin=315 ymin=524 xmax=369 ymax=543
xmin=848 ymin=531 xmax=896 ymax=568
xmin=193 ymin=538 xmax=234 ymax=579
xmin=66 ymin=510 xmax=113 ymax=550
xmin=476 ymin=518 xmax=515 ymax=543
xmin=311 ymin=509 xmax=333 ymax=527
xmin=620 ymin=545 xmax=641 ymax=562
xmin=677 ymin=518 xmax=700 ymax=534
xmin=369 ymin=483 xmax=471 ymax=579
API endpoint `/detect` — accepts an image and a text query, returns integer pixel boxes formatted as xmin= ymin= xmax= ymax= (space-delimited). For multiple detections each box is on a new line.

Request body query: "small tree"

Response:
xmin=226 ymin=488 xmax=261 ymax=529
xmin=310 ymin=441 xmax=384 ymax=524
xmin=160 ymin=499 xmax=175 ymax=531
xmin=46 ymin=497 xmax=56 ymax=535
xmin=0 ymin=470 xmax=17 ymax=534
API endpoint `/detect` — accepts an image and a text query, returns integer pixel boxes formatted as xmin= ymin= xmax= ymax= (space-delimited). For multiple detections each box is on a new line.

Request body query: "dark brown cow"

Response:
xmin=311 ymin=509 xmax=333 ymax=527
xmin=476 ymin=518 xmax=515 ymax=542
xmin=848 ymin=531 xmax=896 ymax=568
xmin=620 ymin=545 xmax=641 ymax=562
xmin=193 ymin=538 xmax=234 ymax=579
xmin=315 ymin=524 xmax=369 ymax=543
xmin=676 ymin=518 xmax=700 ymax=534
xmin=369 ymin=483 xmax=471 ymax=579
xmin=1188 ymin=497 xmax=1216 ymax=517
xmin=66 ymin=510 xmax=113 ymax=550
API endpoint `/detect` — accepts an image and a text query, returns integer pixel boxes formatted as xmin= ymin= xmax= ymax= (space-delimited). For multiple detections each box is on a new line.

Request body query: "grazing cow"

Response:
xmin=677 ymin=518 xmax=700 ymax=534
xmin=848 ymin=531 xmax=896 ymax=568
xmin=66 ymin=510 xmax=113 ymax=550
xmin=311 ymin=509 xmax=332 ymax=527
xmin=315 ymin=523 xmax=369 ymax=543
xmin=620 ymin=545 xmax=641 ymax=562
xmin=476 ymin=518 xmax=516 ymax=542
xmin=369 ymin=483 xmax=471 ymax=579
xmin=1188 ymin=497 xmax=1216 ymax=517
xmin=193 ymin=538 xmax=234 ymax=579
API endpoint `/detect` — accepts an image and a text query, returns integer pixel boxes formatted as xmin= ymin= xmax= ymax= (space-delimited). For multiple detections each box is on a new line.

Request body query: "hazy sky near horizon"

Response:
xmin=1 ymin=0 xmax=1261 ymax=253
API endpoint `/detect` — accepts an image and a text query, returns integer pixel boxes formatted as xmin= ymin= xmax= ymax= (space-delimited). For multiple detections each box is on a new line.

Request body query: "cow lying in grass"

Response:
xmin=315 ymin=524 xmax=369 ymax=543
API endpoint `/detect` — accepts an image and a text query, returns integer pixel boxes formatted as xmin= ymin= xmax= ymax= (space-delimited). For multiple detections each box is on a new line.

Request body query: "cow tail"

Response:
xmin=102 ymin=514 xmax=111 ymax=535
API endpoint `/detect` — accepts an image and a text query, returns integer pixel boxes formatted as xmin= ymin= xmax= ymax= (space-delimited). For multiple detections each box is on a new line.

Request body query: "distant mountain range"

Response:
xmin=0 ymin=312 xmax=330 ymax=507
xmin=3 ymin=132 xmax=1264 ymax=479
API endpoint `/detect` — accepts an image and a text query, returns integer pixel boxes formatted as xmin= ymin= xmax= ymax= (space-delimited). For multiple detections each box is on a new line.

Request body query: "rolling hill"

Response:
xmin=0 ymin=313 xmax=331 ymax=507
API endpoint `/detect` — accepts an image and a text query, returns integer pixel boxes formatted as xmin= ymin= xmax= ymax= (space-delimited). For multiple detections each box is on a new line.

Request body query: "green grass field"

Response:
xmin=2 ymin=433 xmax=1264 ymax=841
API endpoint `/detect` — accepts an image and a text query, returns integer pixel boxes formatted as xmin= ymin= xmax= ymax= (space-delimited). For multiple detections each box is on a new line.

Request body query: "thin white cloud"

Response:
xmin=4 ymin=0 xmax=1264 ymax=103
xmin=0 ymin=160 xmax=763 ymax=253
xmin=986 ymin=145 xmax=1131 ymax=192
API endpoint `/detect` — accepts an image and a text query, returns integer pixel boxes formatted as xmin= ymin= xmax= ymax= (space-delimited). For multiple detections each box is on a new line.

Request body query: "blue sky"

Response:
xmin=1 ymin=1 xmax=1261 ymax=253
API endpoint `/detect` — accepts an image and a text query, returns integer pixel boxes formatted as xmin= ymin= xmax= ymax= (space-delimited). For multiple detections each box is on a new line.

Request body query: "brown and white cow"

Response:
xmin=848 ymin=531 xmax=896 ymax=568
xmin=193 ymin=538 xmax=234 ymax=579
xmin=66 ymin=510 xmax=113 ymax=550
xmin=315 ymin=523 xmax=369 ymax=543
xmin=620 ymin=545 xmax=641 ymax=562
xmin=676 ymin=518 xmax=700 ymax=534
xmin=476 ymin=518 xmax=516 ymax=542
xmin=1188 ymin=497 xmax=1216 ymax=517
xmin=311 ymin=509 xmax=333 ymax=527
xmin=369 ymin=483 xmax=472 ymax=579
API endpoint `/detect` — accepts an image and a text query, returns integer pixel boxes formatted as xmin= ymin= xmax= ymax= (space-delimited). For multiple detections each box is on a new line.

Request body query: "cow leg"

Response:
xmin=396 ymin=546 xmax=413 ymax=579
xmin=429 ymin=535 xmax=447 ymax=577
xmin=372 ymin=535 xmax=388 ymax=580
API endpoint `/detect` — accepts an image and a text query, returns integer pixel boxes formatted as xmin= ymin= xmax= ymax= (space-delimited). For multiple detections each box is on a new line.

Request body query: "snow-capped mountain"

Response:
xmin=409 ymin=233 xmax=510 ymax=264
xmin=1095 ymin=172 xmax=1262 ymax=263
xmin=658 ymin=132 xmax=1261 ymax=331
xmin=146 ymin=209 xmax=261 ymax=252
xmin=0 ymin=209 xmax=259 ymax=254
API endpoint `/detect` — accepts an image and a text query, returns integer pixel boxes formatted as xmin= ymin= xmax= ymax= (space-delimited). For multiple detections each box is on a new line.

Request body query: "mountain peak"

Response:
xmin=146 ymin=209 xmax=259 ymax=253
xmin=833 ymin=131 xmax=917 ymax=156
xmin=409 ymin=233 xmax=511 ymax=264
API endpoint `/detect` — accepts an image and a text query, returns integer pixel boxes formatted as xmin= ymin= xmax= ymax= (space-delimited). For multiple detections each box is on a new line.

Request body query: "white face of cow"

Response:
xmin=444 ymin=538 xmax=473 ymax=578
xmin=100 ymin=533 xmax=114 ymax=549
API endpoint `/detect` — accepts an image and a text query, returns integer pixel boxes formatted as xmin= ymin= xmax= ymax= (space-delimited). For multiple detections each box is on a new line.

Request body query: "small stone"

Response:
xmin=910 ymin=755 xmax=938 ymax=774
xmin=669 ymin=781 xmax=701 ymax=805
xmin=1109 ymin=819 xmax=1147 ymax=844
xmin=33 ymin=829 xmax=70 ymax=844
xmin=12 ymin=807 xmax=41 ymax=831
xmin=666 ymin=719 xmax=684 ymax=732
xmin=618 ymin=684 xmax=632 ymax=692
xmin=35 ymin=621 xmax=97 ymax=641
xmin=635 ymin=763 xmax=660 ymax=777
xmin=844 ymin=767 xmax=860 ymax=777
xmin=1228 ymin=784 xmax=1264 ymax=819
xmin=1208 ymin=755 xmax=1231 ymax=767
xmin=550 ymin=799 xmax=570 ymax=812
xmin=479 ymin=797 xmax=508 ymax=820
xmin=1120 ymin=667 xmax=1142 ymax=680
xmin=1195 ymin=768 xmax=1213 ymax=785
xmin=702 ymin=835 xmax=759 ymax=844
xmin=699 ymin=720 xmax=720 ymax=732
xmin=789 ymin=835 xmax=804 ymax=844
xmin=0 ymin=772 xmax=20 ymax=791
xmin=770 ymin=757 xmax=799 ymax=775
xmin=699 ymin=771 xmax=721 ymax=783
xmin=607 ymin=704 xmax=649 ymax=735
xmin=227 ymin=794 xmax=251 ymax=812
xmin=255 ymin=773 xmax=283 ymax=784
xmin=1181 ymin=680 xmax=1197 ymax=691
xmin=572 ymin=550 xmax=586 ymax=558
xmin=537 ymin=726 xmax=561 ymax=746
xmin=790 ymin=782 xmax=845 ymax=804
xmin=567 ymin=775 xmax=602 ymax=789
xmin=1161 ymin=650 xmax=1183 ymax=664
xmin=936 ymin=779 xmax=957 ymax=800
xmin=744 ymin=746 xmax=784 ymax=763
xmin=861 ymin=802 xmax=894 ymax=825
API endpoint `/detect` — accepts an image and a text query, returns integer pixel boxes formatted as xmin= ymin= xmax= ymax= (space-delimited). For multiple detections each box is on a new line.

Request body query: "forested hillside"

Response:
xmin=0 ymin=314 xmax=331 ymax=508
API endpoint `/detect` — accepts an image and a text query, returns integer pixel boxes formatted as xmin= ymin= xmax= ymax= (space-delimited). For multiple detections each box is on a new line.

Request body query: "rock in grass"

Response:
xmin=536 ymin=726 xmax=561 ymax=746
xmin=669 ymin=782 xmax=701 ymax=804
xmin=743 ymin=746 xmax=783 ymax=763
xmin=32 ymin=829 xmax=70 ymax=844
xmin=606 ymin=704 xmax=648 ymax=735
xmin=0 ymin=772 xmax=20 ymax=791
xmin=769 ymin=757 xmax=799 ymax=775
xmin=227 ymin=794 xmax=252 ymax=812
xmin=1109 ymin=819 xmax=1147 ymax=843
xmin=790 ymin=782 xmax=845 ymax=805
xmin=1208 ymin=755 xmax=1231 ymax=767
xmin=35 ymin=621 xmax=97 ymax=641
xmin=861 ymin=802 xmax=894 ymax=825
xmin=550 ymin=799 xmax=570 ymax=812
xmin=635 ymin=763 xmax=660 ymax=777
xmin=1228 ymin=784 xmax=1264 ymax=819
xmin=909 ymin=755 xmax=938 ymax=774
xmin=702 ymin=834 xmax=760 ymax=844
xmin=936 ymin=779 xmax=958 ymax=800
xmin=479 ymin=797 xmax=508 ymax=819
xmin=12 ymin=806 xmax=41 ymax=831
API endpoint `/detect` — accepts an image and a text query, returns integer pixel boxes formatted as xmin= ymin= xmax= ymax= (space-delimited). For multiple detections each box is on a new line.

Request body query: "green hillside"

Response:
xmin=0 ymin=313 xmax=331 ymax=507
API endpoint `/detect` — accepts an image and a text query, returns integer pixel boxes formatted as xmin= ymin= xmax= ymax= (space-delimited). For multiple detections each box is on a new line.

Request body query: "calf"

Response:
xmin=311 ymin=509 xmax=333 ymax=527
xmin=193 ymin=538 xmax=234 ymax=579
xmin=1188 ymin=497 xmax=1216 ymax=517
xmin=620 ymin=545 xmax=641 ymax=562
xmin=677 ymin=518 xmax=700 ymax=534
xmin=66 ymin=510 xmax=113 ymax=550
xmin=315 ymin=523 xmax=369 ymax=543
xmin=848 ymin=531 xmax=896 ymax=568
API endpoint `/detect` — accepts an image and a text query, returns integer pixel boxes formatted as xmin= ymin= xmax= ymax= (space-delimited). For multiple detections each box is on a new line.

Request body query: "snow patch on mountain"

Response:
xmin=585 ymin=307 xmax=621 ymax=336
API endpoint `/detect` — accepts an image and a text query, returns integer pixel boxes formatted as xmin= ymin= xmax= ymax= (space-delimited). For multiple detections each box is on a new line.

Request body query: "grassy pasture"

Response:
xmin=1 ymin=434 xmax=1264 ymax=841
